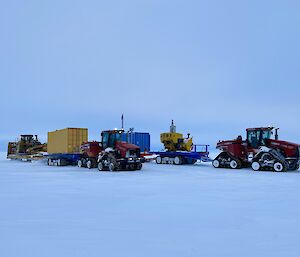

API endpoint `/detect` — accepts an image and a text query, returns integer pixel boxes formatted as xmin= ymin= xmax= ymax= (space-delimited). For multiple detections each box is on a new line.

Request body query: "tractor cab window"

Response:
xmin=109 ymin=132 xmax=122 ymax=145
xmin=102 ymin=132 xmax=123 ymax=148
xmin=108 ymin=134 xmax=116 ymax=147
xmin=247 ymin=129 xmax=272 ymax=148
xmin=116 ymin=132 xmax=122 ymax=142
xmin=248 ymin=130 xmax=259 ymax=148
xmin=102 ymin=132 xmax=109 ymax=148
xmin=261 ymin=130 xmax=271 ymax=145
xmin=21 ymin=135 xmax=32 ymax=142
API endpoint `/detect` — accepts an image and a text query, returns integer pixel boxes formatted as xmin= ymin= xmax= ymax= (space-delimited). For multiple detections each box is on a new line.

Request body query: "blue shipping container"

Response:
xmin=121 ymin=132 xmax=150 ymax=152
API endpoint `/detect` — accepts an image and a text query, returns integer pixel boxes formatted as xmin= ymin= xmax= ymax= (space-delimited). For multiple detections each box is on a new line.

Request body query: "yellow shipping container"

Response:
xmin=47 ymin=128 xmax=88 ymax=154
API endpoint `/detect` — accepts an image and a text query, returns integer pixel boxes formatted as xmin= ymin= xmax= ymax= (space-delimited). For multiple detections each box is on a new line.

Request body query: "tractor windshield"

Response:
xmin=21 ymin=135 xmax=33 ymax=142
xmin=261 ymin=130 xmax=271 ymax=143
xmin=102 ymin=132 xmax=109 ymax=148
xmin=102 ymin=131 xmax=123 ymax=148
xmin=247 ymin=129 xmax=271 ymax=148
xmin=108 ymin=133 xmax=122 ymax=146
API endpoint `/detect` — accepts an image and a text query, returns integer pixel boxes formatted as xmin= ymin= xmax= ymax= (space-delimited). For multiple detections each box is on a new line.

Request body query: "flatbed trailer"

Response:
xmin=47 ymin=153 xmax=82 ymax=166
xmin=7 ymin=153 xmax=45 ymax=162
xmin=153 ymin=145 xmax=211 ymax=165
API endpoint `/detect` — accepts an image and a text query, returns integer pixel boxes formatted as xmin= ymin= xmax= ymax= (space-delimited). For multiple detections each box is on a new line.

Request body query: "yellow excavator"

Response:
xmin=160 ymin=120 xmax=193 ymax=152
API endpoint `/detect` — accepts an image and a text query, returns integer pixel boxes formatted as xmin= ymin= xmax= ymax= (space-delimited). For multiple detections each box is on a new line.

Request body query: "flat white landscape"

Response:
xmin=0 ymin=152 xmax=300 ymax=257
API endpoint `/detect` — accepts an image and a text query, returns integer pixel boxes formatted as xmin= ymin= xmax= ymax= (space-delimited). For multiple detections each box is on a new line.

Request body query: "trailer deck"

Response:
xmin=153 ymin=145 xmax=212 ymax=164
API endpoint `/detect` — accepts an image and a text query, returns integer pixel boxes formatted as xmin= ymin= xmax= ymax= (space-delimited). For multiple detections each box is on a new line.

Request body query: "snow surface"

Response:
xmin=1 ymin=152 xmax=300 ymax=257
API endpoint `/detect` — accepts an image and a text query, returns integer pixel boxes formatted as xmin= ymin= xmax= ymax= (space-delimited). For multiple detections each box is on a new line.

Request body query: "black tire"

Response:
xmin=273 ymin=162 xmax=287 ymax=172
xmin=156 ymin=156 xmax=162 ymax=164
xmin=251 ymin=161 xmax=261 ymax=171
xmin=136 ymin=163 xmax=142 ymax=170
xmin=77 ymin=159 xmax=83 ymax=168
xmin=212 ymin=159 xmax=220 ymax=168
xmin=109 ymin=163 xmax=116 ymax=172
xmin=229 ymin=159 xmax=241 ymax=169
xmin=174 ymin=156 xmax=183 ymax=165
xmin=236 ymin=159 xmax=242 ymax=169
xmin=86 ymin=160 xmax=92 ymax=169
xmin=97 ymin=161 xmax=105 ymax=171
xmin=107 ymin=154 xmax=119 ymax=171
xmin=128 ymin=164 xmax=135 ymax=170
xmin=289 ymin=162 xmax=300 ymax=171
xmin=261 ymin=153 xmax=272 ymax=162
xmin=82 ymin=158 xmax=87 ymax=167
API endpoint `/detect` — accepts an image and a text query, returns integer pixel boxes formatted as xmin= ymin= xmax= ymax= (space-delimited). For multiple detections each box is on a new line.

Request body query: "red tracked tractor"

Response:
xmin=213 ymin=127 xmax=300 ymax=172
xmin=97 ymin=129 xmax=143 ymax=171
xmin=77 ymin=129 xmax=143 ymax=171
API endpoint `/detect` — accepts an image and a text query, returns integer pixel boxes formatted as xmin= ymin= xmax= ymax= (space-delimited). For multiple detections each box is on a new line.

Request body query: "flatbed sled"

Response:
xmin=7 ymin=153 xmax=46 ymax=162
xmin=47 ymin=153 xmax=82 ymax=166
xmin=153 ymin=145 xmax=211 ymax=165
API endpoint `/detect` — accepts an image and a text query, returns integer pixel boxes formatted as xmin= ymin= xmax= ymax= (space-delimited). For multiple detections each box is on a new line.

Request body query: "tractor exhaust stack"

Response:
xmin=275 ymin=128 xmax=279 ymax=140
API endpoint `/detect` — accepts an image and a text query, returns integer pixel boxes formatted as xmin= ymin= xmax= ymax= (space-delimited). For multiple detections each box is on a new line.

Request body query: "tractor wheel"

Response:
xmin=126 ymin=164 xmax=134 ymax=170
xmin=289 ymin=162 xmax=300 ymax=171
xmin=86 ymin=160 xmax=92 ymax=169
xmin=251 ymin=161 xmax=261 ymax=171
xmin=109 ymin=163 xmax=116 ymax=172
xmin=174 ymin=156 xmax=183 ymax=165
xmin=229 ymin=159 xmax=241 ymax=169
xmin=293 ymin=164 xmax=300 ymax=171
xmin=261 ymin=153 xmax=272 ymax=162
xmin=77 ymin=159 xmax=83 ymax=168
xmin=237 ymin=160 xmax=242 ymax=168
xmin=212 ymin=159 xmax=220 ymax=168
xmin=156 ymin=156 xmax=162 ymax=164
xmin=273 ymin=162 xmax=287 ymax=172
xmin=136 ymin=163 xmax=142 ymax=170
xmin=98 ymin=162 xmax=104 ymax=171
xmin=107 ymin=154 xmax=119 ymax=171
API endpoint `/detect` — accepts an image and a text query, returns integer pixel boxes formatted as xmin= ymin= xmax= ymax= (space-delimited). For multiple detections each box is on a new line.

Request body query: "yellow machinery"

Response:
xmin=7 ymin=135 xmax=47 ymax=160
xmin=160 ymin=120 xmax=193 ymax=152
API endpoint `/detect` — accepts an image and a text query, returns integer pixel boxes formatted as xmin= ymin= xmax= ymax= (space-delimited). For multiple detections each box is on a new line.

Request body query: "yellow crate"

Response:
xmin=47 ymin=128 xmax=88 ymax=154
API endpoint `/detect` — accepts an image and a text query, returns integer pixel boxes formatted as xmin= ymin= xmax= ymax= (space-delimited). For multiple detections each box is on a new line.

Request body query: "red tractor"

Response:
xmin=77 ymin=141 xmax=102 ymax=169
xmin=77 ymin=130 xmax=143 ymax=171
xmin=97 ymin=129 xmax=143 ymax=171
xmin=213 ymin=127 xmax=300 ymax=172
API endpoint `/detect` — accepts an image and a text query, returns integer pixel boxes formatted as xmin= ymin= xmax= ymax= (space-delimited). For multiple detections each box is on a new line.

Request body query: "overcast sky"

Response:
xmin=0 ymin=0 xmax=299 ymax=150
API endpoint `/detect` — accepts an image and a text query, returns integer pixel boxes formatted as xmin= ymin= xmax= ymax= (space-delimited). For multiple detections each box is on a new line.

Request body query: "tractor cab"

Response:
xmin=101 ymin=129 xmax=124 ymax=149
xmin=17 ymin=135 xmax=41 ymax=153
xmin=20 ymin=135 xmax=36 ymax=143
xmin=246 ymin=127 xmax=274 ymax=149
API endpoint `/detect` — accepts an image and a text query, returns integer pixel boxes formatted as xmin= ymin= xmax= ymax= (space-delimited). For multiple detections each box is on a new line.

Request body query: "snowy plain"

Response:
xmin=1 ymin=151 xmax=300 ymax=257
